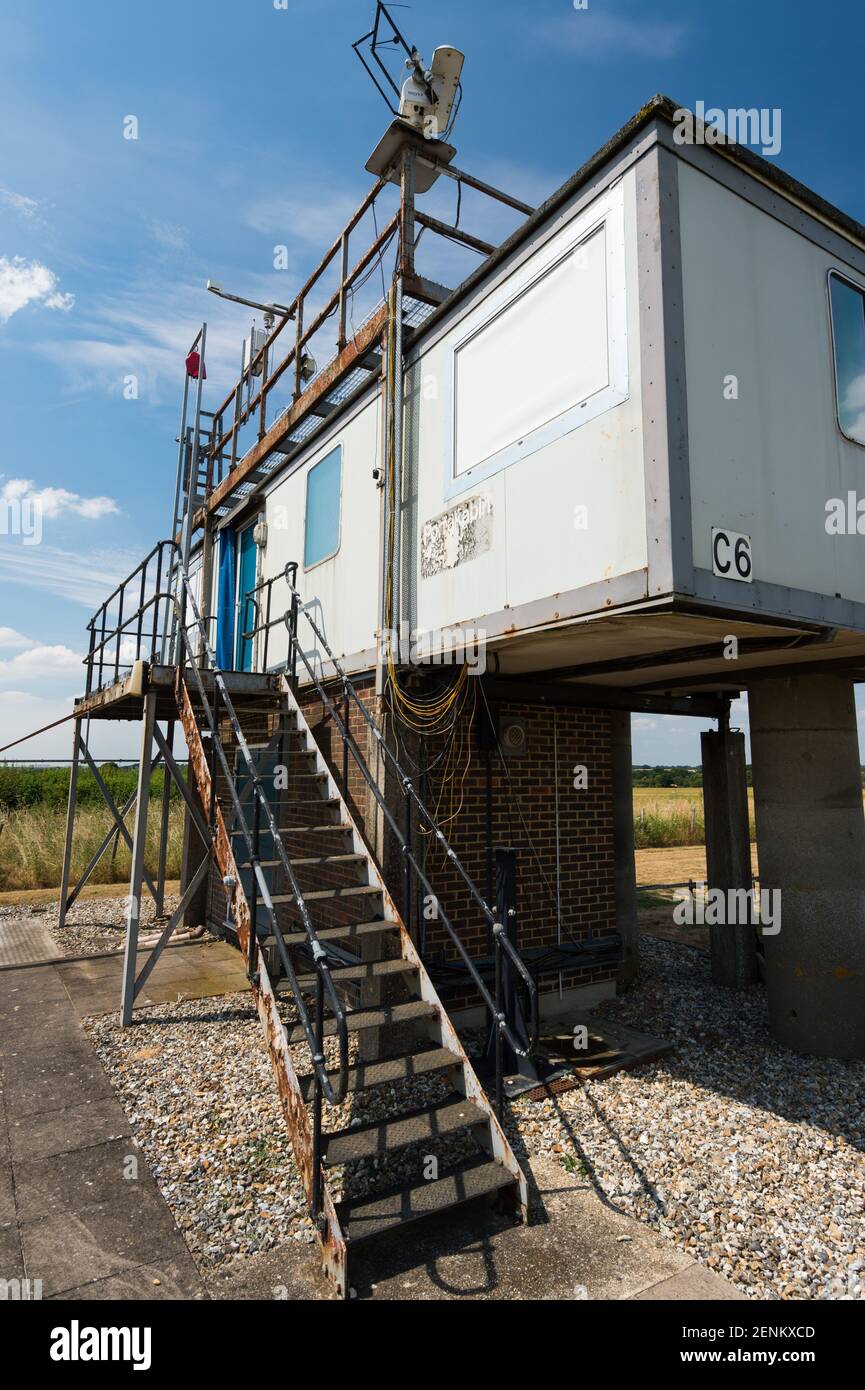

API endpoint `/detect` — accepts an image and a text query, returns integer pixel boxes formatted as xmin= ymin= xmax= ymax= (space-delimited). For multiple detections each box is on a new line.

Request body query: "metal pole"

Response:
xmin=312 ymin=971 xmax=325 ymax=1223
xmin=494 ymin=927 xmax=504 ymax=1124
xmin=58 ymin=720 xmax=82 ymax=929
xmin=392 ymin=274 xmax=404 ymax=652
xmin=337 ymin=232 xmax=349 ymax=351
xmin=121 ymin=691 xmax=157 ymax=1026
xmin=180 ymin=323 xmax=207 ymax=572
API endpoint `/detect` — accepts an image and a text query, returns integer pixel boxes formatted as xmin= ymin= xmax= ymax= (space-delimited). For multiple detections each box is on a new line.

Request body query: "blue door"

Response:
xmin=235 ymin=523 xmax=258 ymax=672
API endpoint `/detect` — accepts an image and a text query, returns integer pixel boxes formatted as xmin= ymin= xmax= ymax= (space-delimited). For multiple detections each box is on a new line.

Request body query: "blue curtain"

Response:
xmin=215 ymin=528 xmax=236 ymax=670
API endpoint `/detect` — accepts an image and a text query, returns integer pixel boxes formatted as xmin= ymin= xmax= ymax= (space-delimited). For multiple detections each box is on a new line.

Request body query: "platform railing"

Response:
xmin=83 ymin=541 xmax=350 ymax=1134
xmin=243 ymin=561 xmax=539 ymax=1120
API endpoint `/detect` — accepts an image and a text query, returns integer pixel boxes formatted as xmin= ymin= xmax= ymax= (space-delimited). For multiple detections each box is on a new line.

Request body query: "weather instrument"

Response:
xmin=353 ymin=2 xmax=464 ymax=141
xmin=354 ymin=2 xmax=465 ymax=190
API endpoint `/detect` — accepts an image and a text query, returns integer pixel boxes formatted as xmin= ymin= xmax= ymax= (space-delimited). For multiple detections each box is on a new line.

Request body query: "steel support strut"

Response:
xmin=121 ymin=692 xmax=157 ymax=1026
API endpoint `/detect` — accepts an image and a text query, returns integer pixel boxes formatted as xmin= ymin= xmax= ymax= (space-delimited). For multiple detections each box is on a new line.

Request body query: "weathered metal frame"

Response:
xmin=182 ymin=144 xmax=533 ymax=539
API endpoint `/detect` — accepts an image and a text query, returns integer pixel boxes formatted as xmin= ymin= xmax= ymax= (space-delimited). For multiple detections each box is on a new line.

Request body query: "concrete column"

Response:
xmin=749 ymin=674 xmax=865 ymax=1058
xmin=610 ymin=711 xmax=639 ymax=989
xmin=701 ymin=727 xmax=759 ymax=989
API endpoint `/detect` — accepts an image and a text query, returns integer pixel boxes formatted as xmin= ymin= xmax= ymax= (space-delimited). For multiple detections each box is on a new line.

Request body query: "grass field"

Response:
xmin=0 ymin=803 xmax=185 ymax=893
xmin=632 ymin=786 xmax=757 ymax=848
xmin=0 ymin=779 xmax=755 ymax=892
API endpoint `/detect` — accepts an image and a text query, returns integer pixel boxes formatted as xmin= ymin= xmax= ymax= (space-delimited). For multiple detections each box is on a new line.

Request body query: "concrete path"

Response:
xmin=0 ymin=939 xmax=744 ymax=1302
xmin=0 ymin=917 xmax=62 ymax=968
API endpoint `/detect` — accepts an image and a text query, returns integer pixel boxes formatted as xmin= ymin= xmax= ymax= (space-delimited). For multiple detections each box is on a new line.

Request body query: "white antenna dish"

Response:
xmin=399 ymin=45 xmax=464 ymax=140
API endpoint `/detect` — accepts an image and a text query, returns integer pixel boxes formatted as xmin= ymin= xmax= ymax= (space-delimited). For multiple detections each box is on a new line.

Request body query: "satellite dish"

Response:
xmin=399 ymin=46 xmax=464 ymax=140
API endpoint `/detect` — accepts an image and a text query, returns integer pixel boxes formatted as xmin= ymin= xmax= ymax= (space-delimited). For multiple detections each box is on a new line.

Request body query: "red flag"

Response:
xmin=185 ymin=349 xmax=206 ymax=380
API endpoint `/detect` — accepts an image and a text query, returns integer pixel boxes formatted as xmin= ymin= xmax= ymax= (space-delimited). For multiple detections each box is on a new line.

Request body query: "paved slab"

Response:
xmin=0 ymin=917 xmax=62 ymax=968
xmin=351 ymin=1156 xmax=747 ymax=1302
xmin=56 ymin=939 xmax=248 ymax=1018
xmin=0 ymin=938 xmax=246 ymax=1299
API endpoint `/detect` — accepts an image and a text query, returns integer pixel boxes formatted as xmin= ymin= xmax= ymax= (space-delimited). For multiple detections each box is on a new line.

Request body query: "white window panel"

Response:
xmin=454 ymin=227 xmax=608 ymax=478
xmin=444 ymin=182 xmax=628 ymax=499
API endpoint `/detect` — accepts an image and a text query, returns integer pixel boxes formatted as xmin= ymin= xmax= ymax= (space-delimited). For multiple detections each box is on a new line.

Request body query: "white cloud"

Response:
xmin=0 ymin=543 xmax=141 ymax=607
xmin=1 ymin=477 xmax=119 ymax=520
xmin=31 ymin=278 xmax=249 ymax=402
xmin=0 ymin=186 xmax=40 ymax=221
xmin=0 ymin=627 xmax=34 ymax=650
xmin=150 ymin=218 xmax=189 ymax=252
xmin=0 ymin=256 xmax=74 ymax=323
xmin=0 ymin=644 xmax=82 ymax=681
xmin=245 ymin=188 xmax=362 ymax=246
xmin=537 ymin=10 xmax=688 ymax=61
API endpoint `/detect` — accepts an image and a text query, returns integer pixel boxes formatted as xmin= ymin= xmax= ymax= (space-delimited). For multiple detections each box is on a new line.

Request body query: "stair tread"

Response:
xmin=231 ymin=823 xmax=352 ymax=837
xmin=335 ymin=1157 xmax=517 ymax=1244
xmin=239 ymin=853 xmax=365 ymax=869
xmin=280 ymin=920 xmax=400 ymax=947
xmin=324 ymin=1095 xmax=487 ymax=1167
xmin=292 ymin=957 xmax=417 ymax=989
xmin=271 ymin=884 xmax=381 ymax=905
xmin=295 ymin=1046 xmax=461 ymax=1101
xmin=285 ymin=999 xmax=436 ymax=1043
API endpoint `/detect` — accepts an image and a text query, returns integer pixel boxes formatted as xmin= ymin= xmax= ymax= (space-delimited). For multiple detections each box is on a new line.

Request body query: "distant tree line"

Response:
xmin=632 ymin=765 xmax=755 ymax=788
xmin=0 ymin=764 xmax=183 ymax=810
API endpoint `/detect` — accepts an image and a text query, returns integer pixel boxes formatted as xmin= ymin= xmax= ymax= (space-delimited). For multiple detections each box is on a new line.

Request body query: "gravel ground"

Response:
xmin=84 ymin=987 xmax=476 ymax=1268
xmin=506 ymin=936 xmax=865 ymax=1301
xmin=0 ymin=894 xmax=182 ymax=956
xmin=85 ymin=992 xmax=316 ymax=1265
xmin=82 ymin=933 xmax=865 ymax=1297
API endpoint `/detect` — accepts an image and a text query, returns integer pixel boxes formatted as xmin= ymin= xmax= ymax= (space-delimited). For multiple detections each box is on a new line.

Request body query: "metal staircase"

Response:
xmin=75 ymin=541 xmax=537 ymax=1297
xmin=169 ymin=561 xmax=535 ymax=1298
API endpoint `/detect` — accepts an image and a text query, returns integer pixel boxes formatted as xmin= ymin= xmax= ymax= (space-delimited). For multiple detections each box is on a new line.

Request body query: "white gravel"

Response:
xmin=85 ymin=992 xmax=316 ymax=1265
xmin=507 ymin=936 xmax=865 ymax=1301
xmin=0 ymin=894 xmax=183 ymax=956
xmin=82 ymin=930 xmax=864 ymax=1298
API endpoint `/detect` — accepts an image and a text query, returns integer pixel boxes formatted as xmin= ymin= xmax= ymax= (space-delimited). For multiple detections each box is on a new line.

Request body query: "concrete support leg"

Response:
xmin=749 ymin=674 xmax=865 ymax=1058
xmin=610 ymin=710 xmax=639 ymax=989
xmin=121 ymin=692 xmax=157 ymax=1027
xmin=701 ymin=727 xmax=759 ymax=989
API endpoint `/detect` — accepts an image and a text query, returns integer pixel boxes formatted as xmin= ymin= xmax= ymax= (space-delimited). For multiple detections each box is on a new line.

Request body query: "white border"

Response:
xmin=443 ymin=181 xmax=628 ymax=501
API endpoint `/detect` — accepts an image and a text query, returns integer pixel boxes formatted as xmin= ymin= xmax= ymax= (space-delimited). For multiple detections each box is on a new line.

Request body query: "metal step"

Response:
xmin=279 ymin=919 xmax=400 ymax=947
xmin=285 ymin=999 xmax=437 ymax=1043
xmin=231 ymin=823 xmax=352 ymax=839
xmin=322 ymin=1096 xmax=487 ymax=1167
xmin=335 ymin=1157 xmax=517 ymax=1244
xmin=291 ymin=957 xmax=417 ymax=989
xmin=270 ymin=798 xmax=343 ymax=815
xmin=271 ymin=884 xmax=381 ymax=906
xmin=295 ymin=1046 xmax=461 ymax=1101
xmin=238 ymin=853 xmax=367 ymax=871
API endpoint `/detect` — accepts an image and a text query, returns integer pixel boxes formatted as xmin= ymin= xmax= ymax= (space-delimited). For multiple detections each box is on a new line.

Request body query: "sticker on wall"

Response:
xmin=711 ymin=527 xmax=753 ymax=583
xmin=421 ymin=493 xmax=493 ymax=578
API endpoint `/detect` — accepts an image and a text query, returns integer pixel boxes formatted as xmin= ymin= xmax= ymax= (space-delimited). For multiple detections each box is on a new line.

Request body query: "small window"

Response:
xmin=304 ymin=445 xmax=342 ymax=568
xmin=829 ymin=272 xmax=865 ymax=447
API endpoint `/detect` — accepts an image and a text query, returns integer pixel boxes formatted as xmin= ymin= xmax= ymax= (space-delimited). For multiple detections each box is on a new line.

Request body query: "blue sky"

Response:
xmin=1 ymin=0 xmax=864 ymax=762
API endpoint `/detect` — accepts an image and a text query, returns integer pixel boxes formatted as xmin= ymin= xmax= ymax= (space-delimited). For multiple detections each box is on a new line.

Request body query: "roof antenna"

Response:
xmin=353 ymin=1 xmax=464 ymax=143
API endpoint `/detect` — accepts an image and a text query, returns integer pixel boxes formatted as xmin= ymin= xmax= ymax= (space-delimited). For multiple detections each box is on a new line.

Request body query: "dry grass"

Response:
xmin=633 ymin=786 xmax=758 ymax=848
xmin=0 ymin=803 xmax=185 ymax=893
